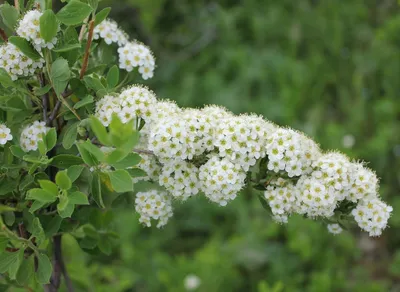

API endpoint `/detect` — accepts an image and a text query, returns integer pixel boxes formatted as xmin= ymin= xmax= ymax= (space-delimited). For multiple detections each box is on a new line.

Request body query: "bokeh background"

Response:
xmin=64 ymin=0 xmax=400 ymax=291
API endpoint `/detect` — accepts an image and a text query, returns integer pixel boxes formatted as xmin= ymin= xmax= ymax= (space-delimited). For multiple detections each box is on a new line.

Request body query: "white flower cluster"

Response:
xmin=263 ymin=152 xmax=392 ymax=236
xmin=118 ymin=42 xmax=156 ymax=79
xmin=94 ymin=84 xmax=392 ymax=235
xmin=214 ymin=114 xmax=275 ymax=171
xmin=266 ymin=128 xmax=320 ymax=177
xmin=159 ymin=160 xmax=199 ymax=200
xmin=199 ymin=155 xmax=246 ymax=206
xmin=0 ymin=43 xmax=44 ymax=80
xmin=352 ymin=198 xmax=393 ymax=236
xmin=0 ymin=124 xmax=13 ymax=145
xmin=94 ymin=86 xmax=157 ymax=127
xmin=135 ymin=190 xmax=173 ymax=228
xmin=327 ymin=223 xmax=343 ymax=235
xmin=17 ymin=10 xmax=59 ymax=51
xmin=264 ymin=178 xmax=298 ymax=223
xmin=93 ymin=19 xmax=129 ymax=47
xmin=20 ymin=121 xmax=49 ymax=152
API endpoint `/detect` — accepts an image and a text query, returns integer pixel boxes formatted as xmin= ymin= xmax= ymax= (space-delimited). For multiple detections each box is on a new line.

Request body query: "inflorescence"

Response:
xmin=0 ymin=10 xmax=392 ymax=236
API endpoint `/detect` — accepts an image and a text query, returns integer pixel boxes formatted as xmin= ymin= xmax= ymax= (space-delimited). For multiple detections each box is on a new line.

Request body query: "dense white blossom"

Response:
xmin=0 ymin=43 xmax=44 ymax=80
xmin=134 ymin=154 xmax=162 ymax=183
xmin=264 ymin=178 xmax=298 ymax=223
xmin=118 ymin=42 xmax=155 ymax=79
xmin=347 ymin=163 xmax=379 ymax=203
xmin=266 ymin=128 xmax=321 ymax=177
xmin=17 ymin=10 xmax=59 ymax=51
xmin=20 ymin=121 xmax=49 ymax=152
xmin=214 ymin=114 xmax=276 ymax=171
xmin=327 ymin=223 xmax=343 ymax=235
xmin=311 ymin=152 xmax=353 ymax=201
xmin=199 ymin=155 xmax=246 ymax=206
xmin=352 ymin=198 xmax=392 ymax=237
xmin=159 ymin=160 xmax=199 ymax=200
xmin=0 ymin=124 xmax=13 ymax=145
xmin=93 ymin=19 xmax=128 ymax=47
xmin=94 ymin=86 xmax=157 ymax=127
xmin=135 ymin=190 xmax=173 ymax=228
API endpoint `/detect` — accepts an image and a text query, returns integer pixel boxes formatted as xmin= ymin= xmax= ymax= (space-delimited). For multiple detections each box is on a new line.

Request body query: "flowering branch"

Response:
xmin=80 ymin=20 xmax=95 ymax=79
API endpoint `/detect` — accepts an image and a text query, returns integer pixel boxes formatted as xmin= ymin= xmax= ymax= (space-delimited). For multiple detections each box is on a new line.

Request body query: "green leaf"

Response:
xmin=43 ymin=216 xmax=62 ymax=238
xmin=0 ymin=68 xmax=14 ymax=88
xmin=34 ymin=84 xmax=52 ymax=96
xmin=10 ymin=145 xmax=25 ymax=159
xmin=37 ymin=138 xmax=47 ymax=156
xmin=8 ymin=249 xmax=24 ymax=280
xmin=0 ymin=251 xmax=19 ymax=273
xmin=106 ymin=65 xmax=119 ymax=88
xmin=53 ymin=43 xmax=82 ymax=53
xmin=58 ymin=202 xmax=74 ymax=218
xmin=8 ymin=37 xmax=41 ymax=60
xmin=40 ymin=10 xmax=58 ymax=43
xmin=80 ymin=140 xmax=105 ymax=162
xmin=111 ymin=153 xmax=141 ymax=169
xmin=57 ymin=195 xmax=69 ymax=212
xmin=62 ymin=121 xmax=79 ymax=150
xmin=67 ymin=165 xmax=85 ymax=183
xmin=38 ymin=180 xmax=58 ymax=195
xmin=98 ymin=235 xmax=112 ymax=255
xmin=56 ymin=171 xmax=72 ymax=190
xmin=0 ymin=3 xmax=19 ymax=31
xmin=56 ymin=0 xmax=93 ymax=26
xmin=45 ymin=128 xmax=57 ymax=151
xmin=0 ymin=178 xmax=18 ymax=196
xmin=36 ymin=253 xmax=52 ymax=284
xmin=90 ymin=116 xmax=110 ymax=146
xmin=74 ymin=95 xmax=93 ymax=109
xmin=94 ymin=7 xmax=111 ymax=26
xmin=83 ymin=75 xmax=105 ymax=92
xmin=50 ymin=154 xmax=83 ymax=169
xmin=16 ymin=256 xmax=34 ymax=285
xmin=19 ymin=175 xmax=34 ymax=191
xmin=92 ymin=172 xmax=104 ymax=208
xmin=27 ymin=188 xmax=57 ymax=203
xmin=69 ymin=191 xmax=89 ymax=205
xmin=29 ymin=201 xmax=47 ymax=213
xmin=50 ymin=58 xmax=71 ymax=96
xmin=108 ymin=170 xmax=133 ymax=193
xmin=76 ymin=142 xmax=98 ymax=166
xmin=31 ymin=218 xmax=45 ymax=245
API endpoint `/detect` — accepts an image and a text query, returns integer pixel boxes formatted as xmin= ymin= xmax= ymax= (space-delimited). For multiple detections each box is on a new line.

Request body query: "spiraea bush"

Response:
xmin=0 ymin=0 xmax=394 ymax=291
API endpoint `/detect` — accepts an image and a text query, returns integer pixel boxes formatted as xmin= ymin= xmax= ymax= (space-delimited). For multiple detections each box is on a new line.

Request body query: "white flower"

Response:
xmin=93 ymin=18 xmax=128 ymax=47
xmin=94 ymin=86 xmax=157 ymax=127
xmin=20 ymin=121 xmax=50 ymax=152
xmin=0 ymin=43 xmax=44 ymax=80
xmin=135 ymin=190 xmax=173 ymax=228
xmin=351 ymin=198 xmax=392 ymax=237
xmin=17 ymin=10 xmax=59 ymax=51
xmin=0 ymin=124 xmax=13 ymax=145
xmin=327 ymin=224 xmax=343 ymax=235
xmin=159 ymin=160 xmax=199 ymax=200
xmin=347 ymin=163 xmax=379 ymax=202
xmin=184 ymin=274 xmax=201 ymax=291
xmin=134 ymin=154 xmax=161 ymax=183
xmin=118 ymin=42 xmax=156 ymax=79
xmin=199 ymin=155 xmax=246 ymax=206
xmin=266 ymin=128 xmax=321 ymax=177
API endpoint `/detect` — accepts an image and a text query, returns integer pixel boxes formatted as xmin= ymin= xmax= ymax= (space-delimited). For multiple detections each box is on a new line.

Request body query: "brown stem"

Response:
xmin=0 ymin=28 xmax=8 ymax=42
xmin=47 ymin=90 xmax=75 ymax=125
xmin=44 ymin=234 xmax=74 ymax=292
xmin=18 ymin=222 xmax=27 ymax=239
xmin=14 ymin=0 xmax=19 ymax=11
xmin=80 ymin=20 xmax=95 ymax=79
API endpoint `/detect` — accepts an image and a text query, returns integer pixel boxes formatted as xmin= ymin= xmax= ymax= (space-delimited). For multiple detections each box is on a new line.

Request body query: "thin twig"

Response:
xmin=133 ymin=149 xmax=155 ymax=156
xmin=80 ymin=20 xmax=95 ymax=79
xmin=47 ymin=90 xmax=78 ymax=124
xmin=14 ymin=0 xmax=19 ymax=11
xmin=0 ymin=28 xmax=8 ymax=42
xmin=78 ymin=16 xmax=89 ymax=42
xmin=39 ymin=74 xmax=49 ymax=123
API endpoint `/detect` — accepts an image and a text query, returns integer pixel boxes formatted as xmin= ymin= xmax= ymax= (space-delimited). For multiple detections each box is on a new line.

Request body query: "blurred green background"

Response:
xmin=68 ymin=0 xmax=400 ymax=291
